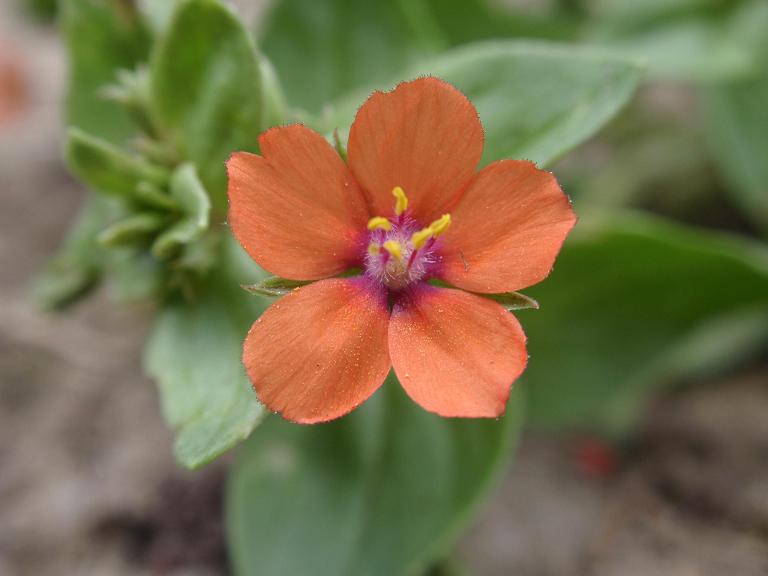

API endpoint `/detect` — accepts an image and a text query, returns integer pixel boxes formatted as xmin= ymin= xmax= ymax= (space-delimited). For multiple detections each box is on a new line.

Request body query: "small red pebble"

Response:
xmin=574 ymin=438 xmax=619 ymax=479
xmin=0 ymin=51 xmax=28 ymax=124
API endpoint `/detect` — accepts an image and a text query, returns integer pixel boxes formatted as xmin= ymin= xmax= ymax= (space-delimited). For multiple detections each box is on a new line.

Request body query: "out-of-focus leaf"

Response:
xmin=330 ymin=41 xmax=643 ymax=167
xmin=149 ymin=0 xmax=263 ymax=208
xmin=259 ymin=0 xmax=440 ymax=112
xmin=137 ymin=0 xmax=182 ymax=35
xmin=242 ymin=276 xmax=310 ymax=298
xmin=586 ymin=0 xmax=768 ymax=82
xmin=151 ymin=163 xmax=211 ymax=260
xmin=421 ymin=0 xmax=580 ymax=45
xmin=60 ymin=0 xmax=150 ymax=144
xmin=100 ymin=67 xmax=157 ymax=137
xmin=144 ymin=237 xmax=267 ymax=468
xmin=134 ymin=181 xmax=178 ymax=211
xmin=522 ymin=210 xmax=768 ymax=434
xmin=589 ymin=0 xmax=722 ymax=26
xmin=98 ymin=212 xmax=167 ymax=246
xmin=258 ymin=54 xmax=288 ymax=131
xmin=34 ymin=195 xmax=117 ymax=309
xmin=106 ymin=248 xmax=163 ymax=302
xmin=593 ymin=20 xmax=751 ymax=81
xmin=227 ymin=379 xmax=523 ymax=576
xmin=66 ymin=128 xmax=169 ymax=199
xmin=22 ymin=0 xmax=57 ymax=21
xmin=701 ymin=75 xmax=768 ymax=232
xmin=573 ymin=117 xmax=712 ymax=208
xmin=658 ymin=306 xmax=768 ymax=379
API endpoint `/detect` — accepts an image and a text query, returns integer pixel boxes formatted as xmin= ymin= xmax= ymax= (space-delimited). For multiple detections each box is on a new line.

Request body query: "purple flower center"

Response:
xmin=364 ymin=216 xmax=438 ymax=290
xmin=362 ymin=186 xmax=451 ymax=291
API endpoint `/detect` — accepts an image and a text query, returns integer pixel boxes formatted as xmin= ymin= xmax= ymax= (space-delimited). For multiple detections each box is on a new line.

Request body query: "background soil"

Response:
xmin=1 ymin=4 xmax=767 ymax=575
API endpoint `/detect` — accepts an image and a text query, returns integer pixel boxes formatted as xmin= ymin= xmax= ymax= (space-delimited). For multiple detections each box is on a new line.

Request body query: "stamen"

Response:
xmin=429 ymin=214 xmax=452 ymax=236
xmin=411 ymin=227 xmax=434 ymax=250
xmin=409 ymin=214 xmax=452 ymax=250
xmin=382 ymin=240 xmax=404 ymax=262
xmin=367 ymin=216 xmax=392 ymax=231
xmin=367 ymin=243 xmax=382 ymax=256
xmin=392 ymin=186 xmax=408 ymax=216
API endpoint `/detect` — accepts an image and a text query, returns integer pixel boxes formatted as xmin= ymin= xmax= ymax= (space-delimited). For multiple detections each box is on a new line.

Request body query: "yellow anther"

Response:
xmin=410 ymin=228 xmax=434 ymax=250
xmin=367 ymin=216 xmax=392 ymax=231
xmin=428 ymin=214 xmax=452 ymax=236
xmin=392 ymin=186 xmax=408 ymax=216
xmin=367 ymin=243 xmax=382 ymax=256
xmin=383 ymin=240 xmax=404 ymax=261
xmin=410 ymin=214 xmax=452 ymax=250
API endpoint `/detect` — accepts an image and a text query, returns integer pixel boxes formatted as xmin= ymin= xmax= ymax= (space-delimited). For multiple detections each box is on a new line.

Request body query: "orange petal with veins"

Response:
xmin=438 ymin=160 xmax=576 ymax=293
xmin=228 ymin=125 xmax=370 ymax=280
xmin=348 ymin=77 xmax=483 ymax=223
xmin=389 ymin=286 xmax=527 ymax=418
xmin=244 ymin=278 xmax=391 ymax=424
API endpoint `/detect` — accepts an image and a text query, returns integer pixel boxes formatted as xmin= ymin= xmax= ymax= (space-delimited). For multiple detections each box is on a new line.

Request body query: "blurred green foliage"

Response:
xmin=260 ymin=0 xmax=439 ymax=112
xmin=21 ymin=0 xmax=57 ymax=21
xmin=328 ymin=41 xmax=642 ymax=166
xmin=61 ymin=0 xmax=150 ymax=144
xmin=149 ymin=0 xmax=265 ymax=208
xmin=524 ymin=211 xmax=768 ymax=433
xmin=145 ymin=236 xmax=266 ymax=468
xmin=228 ymin=380 xmax=523 ymax=576
xmin=703 ymin=76 xmax=768 ymax=232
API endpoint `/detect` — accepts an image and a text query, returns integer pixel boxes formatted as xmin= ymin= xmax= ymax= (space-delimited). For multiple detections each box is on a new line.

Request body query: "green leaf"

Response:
xmin=586 ymin=0 xmax=768 ymax=82
xmin=144 ymin=238 xmax=268 ymax=468
xmin=149 ymin=0 xmax=263 ymax=207
xmin=137 ymin=0 xmax=183 ymax=35
xmin=22 ymin=0 xmax=58 ymax=21
xmin=701 ymin=74 xmax=768 ymax=233
xmin=105 ymin=248 xmax=163 ymax=302
xmin=330 ymin=40 xmax=643 ymax=167
xmin=133 ymin=181 xmax=179 ymax=211
xmin=591 ymin=20 xmax=751 ymax=82
xmin=100 ymin=67 xmax=157 ymax=137
xmin=98 ymin=212 xmax=167 ymax=246
xmin=259 ymin=0 xmax=441 ymax=112
xmin=34 ymin=195 xmax=118 ymax=309
xmin=227 ymin=379 xmax=523 ymax=576
xmin=60 ymin=0 xmax=150 ymax=144
xmin=522 ymin=210 xmax=768 ymax=434
xmin=66 ymin=128 xmax=169 ymax=199
xmin=258 ymin=54 xmax=289 ymax=131
xmin=242 ymin=276 xmax=311 ymax=298
xmin=151 ymin=163 xmax=211 ymax=260
xmin=421 ymin=0 xmax=580 ymax=45
xmin=482 ymin=291 xmax=540 ymax=311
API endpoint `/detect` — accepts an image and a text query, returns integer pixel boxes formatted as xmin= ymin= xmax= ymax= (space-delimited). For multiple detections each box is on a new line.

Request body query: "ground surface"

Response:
xmin=1 ymin=5 xmax=767 ymax=576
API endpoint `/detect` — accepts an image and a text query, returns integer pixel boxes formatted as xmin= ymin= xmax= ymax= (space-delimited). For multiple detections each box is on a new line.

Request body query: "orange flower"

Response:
xmin=227 ymin=77 xmax=576 ymax=424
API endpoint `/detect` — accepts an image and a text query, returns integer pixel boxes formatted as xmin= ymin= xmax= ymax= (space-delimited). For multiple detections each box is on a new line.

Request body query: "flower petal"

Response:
xmin=227 ymin=125 xmax=370 ymax=280
xmin=348 ymin=77 xmax=483 ymax=223
xmin=243 ymin=278 xmax=391 ymax=424
xmin=389 ymin=286 xmax=527 ymax=418
xmin=437 ymin=160 xmax=576 ymax=293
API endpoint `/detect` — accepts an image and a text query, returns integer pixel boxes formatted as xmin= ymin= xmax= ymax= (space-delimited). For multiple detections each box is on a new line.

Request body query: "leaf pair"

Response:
xmin=66 ymin=130 xmax=210 ymax=260
xmin=245 ymin=276 xmax=540 ymax=311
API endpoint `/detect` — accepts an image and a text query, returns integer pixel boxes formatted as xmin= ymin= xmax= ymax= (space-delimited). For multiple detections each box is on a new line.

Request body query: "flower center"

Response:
xmin=364 ymin=186 xmax=451 ymax=290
